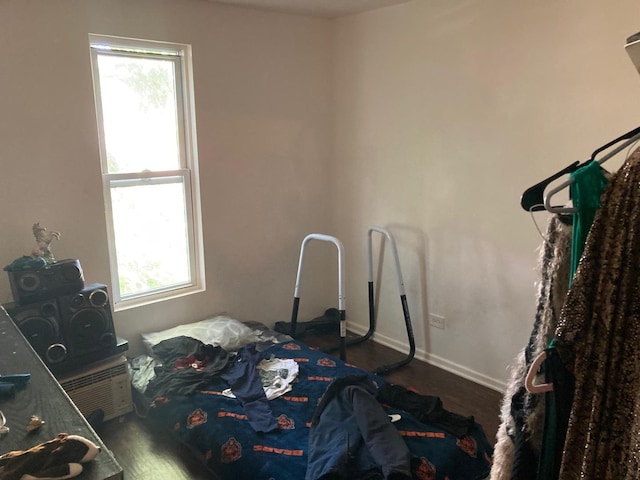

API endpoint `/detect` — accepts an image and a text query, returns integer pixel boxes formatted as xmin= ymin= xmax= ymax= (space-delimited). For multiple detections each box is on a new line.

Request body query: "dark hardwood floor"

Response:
xmin=98 ymin=332 xmax=503 ymax=479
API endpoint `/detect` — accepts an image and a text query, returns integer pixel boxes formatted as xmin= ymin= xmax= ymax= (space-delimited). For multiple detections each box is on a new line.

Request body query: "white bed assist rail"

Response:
xmin=289 ymin=228 xmax=415 ymax=373
xmin=290 ymin=233 xmax=347 ymax=360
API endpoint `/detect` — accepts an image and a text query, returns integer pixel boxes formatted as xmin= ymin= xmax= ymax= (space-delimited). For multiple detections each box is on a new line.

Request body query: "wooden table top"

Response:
xmin=0 ymin=306 xmax=123 ymax=480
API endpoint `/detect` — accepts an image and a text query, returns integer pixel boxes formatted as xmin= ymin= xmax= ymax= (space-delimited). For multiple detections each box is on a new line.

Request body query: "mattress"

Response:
xmin=132 ymin=319 xmax=493 ymax=479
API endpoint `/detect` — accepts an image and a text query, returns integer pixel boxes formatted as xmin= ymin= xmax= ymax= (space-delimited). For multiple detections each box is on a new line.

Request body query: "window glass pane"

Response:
xmin=96 ymin=54 xmax=180 ymax=173
xmin=111 ymin=181 xmax=190 ymax=297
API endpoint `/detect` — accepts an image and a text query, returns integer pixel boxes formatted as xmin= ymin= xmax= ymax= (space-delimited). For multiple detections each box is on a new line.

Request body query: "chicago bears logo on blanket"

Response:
xmin=413 ymin=457 xmax=436 ymax=480
xmin=277 ymin=414 xmax=295 ymax=430
xmin=187 ymin=408 xmax=207 ymax=429
xmin=456 ymin=435 xmax=478 ymax=457
xmin=317 ymin=357 xmax=336 ymax=367
xmin=221 ymin=437 xmax=242 ymax=463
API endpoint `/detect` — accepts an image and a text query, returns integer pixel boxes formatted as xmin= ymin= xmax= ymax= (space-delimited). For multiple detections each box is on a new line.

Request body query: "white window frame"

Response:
xmin=89 ymin=34 xmax=205 ymax=311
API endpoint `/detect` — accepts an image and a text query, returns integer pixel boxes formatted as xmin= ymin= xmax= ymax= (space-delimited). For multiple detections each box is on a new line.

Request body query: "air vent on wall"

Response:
xmin=58 ymin=355 xmax=133 ymax=422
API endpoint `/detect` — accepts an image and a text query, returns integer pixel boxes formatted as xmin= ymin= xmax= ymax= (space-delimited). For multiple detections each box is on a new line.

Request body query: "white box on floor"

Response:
xmin=59 ymin=355 xmax=133 ymax=421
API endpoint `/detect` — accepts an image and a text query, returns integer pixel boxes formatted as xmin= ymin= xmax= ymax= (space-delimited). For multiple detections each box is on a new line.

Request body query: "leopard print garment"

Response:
xmin=555 ymin=146 xmax=640 ymax=479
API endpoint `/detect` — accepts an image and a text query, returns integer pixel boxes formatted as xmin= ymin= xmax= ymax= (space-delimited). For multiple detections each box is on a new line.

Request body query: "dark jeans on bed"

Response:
xmin=306 ymin=375 xmax=412 ymax=480
xmin=221 ymin=343 xmax=278 ymax=433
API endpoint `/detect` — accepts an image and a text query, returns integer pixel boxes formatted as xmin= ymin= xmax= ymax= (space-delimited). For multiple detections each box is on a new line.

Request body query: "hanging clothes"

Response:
xmin=567 ymin=161 xmax=609 ymax=284
xmin=490 ymin=216 xmax=572 ymax=480
xmin=535 ymin=342 xmax=574 ymax=480
xmin=532 ymin=161 xmax=609 ymax=480
xmin=550 ymin=146 xmax=640 ymax=479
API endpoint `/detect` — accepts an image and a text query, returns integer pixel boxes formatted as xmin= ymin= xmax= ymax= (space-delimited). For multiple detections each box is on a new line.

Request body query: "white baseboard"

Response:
xmin=347 ymin=324 xmax=506 ymax=393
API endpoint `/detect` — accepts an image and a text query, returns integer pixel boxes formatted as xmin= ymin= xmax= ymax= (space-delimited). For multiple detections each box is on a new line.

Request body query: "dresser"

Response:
xmin=0 ymin=306 xmax=123 ymax=479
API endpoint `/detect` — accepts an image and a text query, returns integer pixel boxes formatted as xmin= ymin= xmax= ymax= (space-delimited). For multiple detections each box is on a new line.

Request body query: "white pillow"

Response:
xmin=142 ymin=315 xmax=262 ymax=354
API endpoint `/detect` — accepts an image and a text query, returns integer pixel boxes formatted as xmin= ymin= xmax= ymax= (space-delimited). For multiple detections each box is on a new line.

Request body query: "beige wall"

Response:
xmin=0 ymin=0 xmax=334 ymax=355
xmin=330 ymin=0 xmax=640 ymax=388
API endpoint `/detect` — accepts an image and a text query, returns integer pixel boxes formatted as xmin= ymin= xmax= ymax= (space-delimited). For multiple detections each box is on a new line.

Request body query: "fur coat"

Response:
xmin=490 ymin=215 xmax=571 ymax=480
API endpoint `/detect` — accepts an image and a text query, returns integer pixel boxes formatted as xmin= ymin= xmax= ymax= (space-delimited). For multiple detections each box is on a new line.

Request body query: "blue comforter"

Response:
xmin=145 ymin=340 xmax=493 ymax=480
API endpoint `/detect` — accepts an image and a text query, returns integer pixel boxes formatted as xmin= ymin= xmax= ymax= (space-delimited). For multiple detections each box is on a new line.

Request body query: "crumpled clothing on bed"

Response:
xmin=306 ymin=374 xmax=412 ymax=480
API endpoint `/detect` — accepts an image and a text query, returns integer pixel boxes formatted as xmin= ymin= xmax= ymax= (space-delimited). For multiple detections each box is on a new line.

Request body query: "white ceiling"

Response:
xmin=207 ymin=0 xmax=411 ymax=18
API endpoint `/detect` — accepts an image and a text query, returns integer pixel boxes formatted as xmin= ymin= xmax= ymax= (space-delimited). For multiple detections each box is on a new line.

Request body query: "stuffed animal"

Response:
xmin=0 ymin=433 xmax=101 ymax=480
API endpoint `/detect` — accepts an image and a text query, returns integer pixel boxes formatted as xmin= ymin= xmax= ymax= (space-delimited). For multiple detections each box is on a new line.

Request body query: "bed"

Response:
xmin=130 ymin=316 xmax=493 ymax=480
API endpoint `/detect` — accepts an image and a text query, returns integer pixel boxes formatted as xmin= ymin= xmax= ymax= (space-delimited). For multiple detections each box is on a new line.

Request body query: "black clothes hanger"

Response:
xmin=521 ymin=125 xmax=640 ymax=213
xmin=520 ymin=161 xmax=581 ymax=212
xmin=589 ymin=124 xmax=640 ymax=161
xmin=545 ymin=125 xmax=640 ymax=214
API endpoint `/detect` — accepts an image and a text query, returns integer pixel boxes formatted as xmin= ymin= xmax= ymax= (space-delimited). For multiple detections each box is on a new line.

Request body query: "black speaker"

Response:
xmin=57 ymin=283 xmax=116 ymax=358
xmin=8 ymin=259 xmax=84 ymax=305
xmin=4 ymin=299 xmax=69 ymax=365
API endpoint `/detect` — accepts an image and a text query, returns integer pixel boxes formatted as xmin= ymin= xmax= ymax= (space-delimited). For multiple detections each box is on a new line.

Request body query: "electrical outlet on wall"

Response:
xmin=429 ymin=313 xmax=445 ymax=329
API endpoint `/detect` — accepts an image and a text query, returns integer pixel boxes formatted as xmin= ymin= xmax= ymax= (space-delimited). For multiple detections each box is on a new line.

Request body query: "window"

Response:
xmin=89 ymin=34 xmax=204 ymax=310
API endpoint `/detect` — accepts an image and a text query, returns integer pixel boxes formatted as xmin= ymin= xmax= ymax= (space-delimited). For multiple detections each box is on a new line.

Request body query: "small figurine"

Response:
xmin=31 ymin=223 xmax=61 ymax=264
xmin=26 ymin=415 xmax=45 ymax=432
